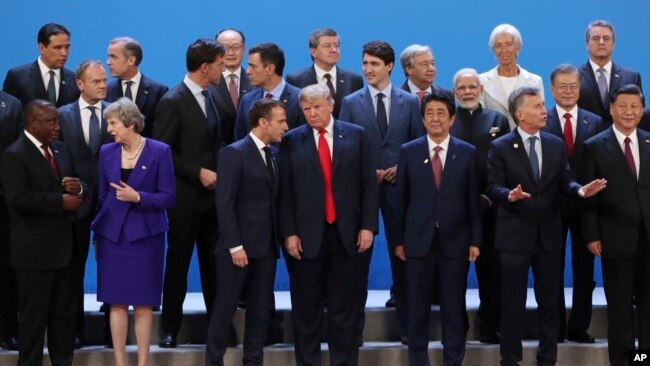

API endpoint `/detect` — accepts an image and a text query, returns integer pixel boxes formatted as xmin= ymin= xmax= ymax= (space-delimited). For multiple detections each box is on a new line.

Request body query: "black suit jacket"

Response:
xmin=577 ymin=61 xmax=642 ymax=123
xmin=0 ymin=91 xmax=23 ymax=156
xmin=286 ymin=65 xmax=364 ymax=118
xmin=581 ymin=127 xmax=650 ymax=258
xmin=211 ymin=70 xmax=253 ymax=146
xmin=57 ymin=100 xmax=113 ymax=218
xmin=400 ymin=80 xmax=454 ymax=102
xmin=0 ymin=135 xmax=86 ymax=269
xmin=106 ymin=73 xmax=168 ymax=138
xmin=3 ymin=60 xmax=79 ymax=108
xmin=153 ymin=81 xmax=221 ymax=211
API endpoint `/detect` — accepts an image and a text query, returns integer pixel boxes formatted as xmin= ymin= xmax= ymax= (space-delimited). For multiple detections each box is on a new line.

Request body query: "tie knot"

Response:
xmin=49 ymin=70 xmax=56 ymax=76
xmin=125 ymin=80 xmax=134 ymax=87
xmin=433 ymin=146 xmax=442 ymax=153
xmin=319 ymin=129 xmax=327 ymax=136
xmin=229 ymin=74 xmax=237 ymax=82
xmin=597 ymin=67 xmax=606 ymax=75
xmin=41 ymin=144 xmax=48 ymax=151
xmin=324 ymin=73 xmax=332 ymax=81
xmin=563 ymin=113 xmax=572 ymax=121
xmin=87 ymin=106 xmax=96 ymax=113
xmin=262 ymin=146 xmax=271 ymax=153
xmin=265 ymin=93 xmax=273 ymax=99
xmin=529 ymin=136 xmax=537 ymax=145
xmin=201 ymin=89 xmax=209 ymax=98
xmin=625 ymin=137 xmax=631 ymax=144
xmin=377 ymin=93 xmax=385 ymax=100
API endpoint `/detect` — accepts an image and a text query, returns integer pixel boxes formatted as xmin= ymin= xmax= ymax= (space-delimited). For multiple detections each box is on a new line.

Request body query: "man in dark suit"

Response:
xmin=449 ymin=68 xmax=510 ymax=344
xmin=542 ymin=64 xmax=606 ymax=344
xmin=153 ymin=39 xmax=225 ymax=348
xmin=280 ymin=84 xmax=378 ymax=366
xmin=339 ymin=40 xmax=424 ymax=344
xmin=577 ymin=20 xmax=642 ymax=124
xmin=487 ymin=87 xmax=606 ymax=366
xmin=0 ymin=99 xmax=85 ymax=366
xmin=206 ymin=99 xmax=288 ymax=366
xmin=233 ymin=43 xmax=305 ymax=141
xmin=286 ymin=28 xmax=364 ymax=118
xmin=106 ymin=37 xmax=168 ymax=138
xmin=3 ymin=23 xmax=79 ymax=108
xmin=399 ymin=44 xmax=453 ymax=104
xmin=0 ymin=91 xmax=23 ymax=351
xmin=212 ymin=28 xmax=253 ymax=146
xmin=394 ymin=90 xmax=481 ymax=366
xmin=582 ymin=84 xmax=650 ymax=366
xmin=57 ymin=60 xmax=113 ymax=348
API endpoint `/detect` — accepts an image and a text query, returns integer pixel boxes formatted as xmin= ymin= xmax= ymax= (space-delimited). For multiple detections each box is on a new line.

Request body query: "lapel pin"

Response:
xmin=491 ymin=133 xmax=496 ymax=137
xmin=282 ymin=99 xmax=288 ymax=103
xmin=54 ymin=150 xmax=59 ymax=154
xmin=338 ymin=134 xmax=343 ymax=138
xmin=144 ymin=90 xmax=150 ymax=95
xmin=0 ymin=101 xmax=5 ymax=108
xmin=141 ymin=165 xmax=147 ymax=169
xmin=645 ymin=139 xmax=650 ymax=144
xmin=489 ymin=127 xmax=500 ymax=134
xmin=513 ymin=143 xmax=519 ymax=149
xmin=582 ymin=119 xmax=588 ymax=125
xmin=451 ymin=154 xmax=456 ymax=160
xmin=340 ymin=79 xmax=344 ymax=83
xmin=614 ymin=74 xmax=620 ymax=78
xmin=62 ymin=80 xmax=66 ymax=85
xmin=424 ymin=158 xmax=429 ymax=164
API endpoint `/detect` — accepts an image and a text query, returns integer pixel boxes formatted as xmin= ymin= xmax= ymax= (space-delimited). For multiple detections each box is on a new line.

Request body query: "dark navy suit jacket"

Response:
xmin=216 ymin=134 xmax=279 ymax=259
xmin=394 ymin=135 xmax=481 ymax=258
xmin=487 ymin=129 xmax=581 ymax=253
xmin=106 ymin=73 xmax=168 ymax=138
xmin=91 ymin=139 xmax=175 ymax=244
xmin=211 ymin=70 xmax=253 ymax=146
xmin=233 ymin=83 xmax=305 ymax=141
xmin=279 ymin=120 xmax=378 ymax=259
xmin=3 ymin=60 xmax=79 ymax=108
xmin=286 ymin=65 xmax=364 ymax=118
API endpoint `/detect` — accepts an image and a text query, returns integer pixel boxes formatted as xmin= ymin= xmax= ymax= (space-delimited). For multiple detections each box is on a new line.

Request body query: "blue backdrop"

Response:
xmin=1 ymin=0 xmax=645 ymax=292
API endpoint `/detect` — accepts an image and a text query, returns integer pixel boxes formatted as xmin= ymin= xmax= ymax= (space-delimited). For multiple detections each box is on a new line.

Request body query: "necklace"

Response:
xmin=121 ymin=136 xmax=144 ymax=160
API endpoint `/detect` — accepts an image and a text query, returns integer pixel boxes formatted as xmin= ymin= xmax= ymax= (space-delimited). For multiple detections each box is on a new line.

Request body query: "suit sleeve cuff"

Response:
xmin=229 ymin=245 xmax=244 ymax=254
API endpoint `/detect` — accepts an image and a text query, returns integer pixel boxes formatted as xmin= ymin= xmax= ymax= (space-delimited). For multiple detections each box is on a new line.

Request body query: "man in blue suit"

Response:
xmin=542 ymin=64 xmax=606 ymax=343
xmin=394 ymin=90 xmax=481 ymax=366
xmin=339 ymin=40 xmax=423 ymax=344
xmin=577 ymin=20 xmax=642 ymax=124
xmin=280 ymin=84 xmax=378 ymax=366
xmin=206 ymin=99 xmax=287 ymax=366
xmin=106 ymin=37 xmax=168 ymax=138
xmin=487 ymin=87 xmax=606 ymax=366
xmin=3 ymin=23 xmax=79 ymax=108
xmin=286 ymin=28 xmax=364 ymax=118
xmin=57 ymin=60 xmax=113 ymax=348
xmin=233 ymin=43 xmax=305 ymax=141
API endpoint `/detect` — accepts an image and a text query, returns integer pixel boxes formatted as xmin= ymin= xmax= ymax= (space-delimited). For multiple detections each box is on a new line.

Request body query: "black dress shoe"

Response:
xmin=385 ymin=296 xmax=395 ymax=308
xmin=567 ymin=331 xmax=595 ymax=343
xmin=0 ymin=336 xmax=18 ymax=351
xmin=158 ymin=332 xmax=177 ymax=348
xmin=72 ymin=335 xmax=83 ymax=349
xmin=478 ymin=333 xmax=500 ymax=344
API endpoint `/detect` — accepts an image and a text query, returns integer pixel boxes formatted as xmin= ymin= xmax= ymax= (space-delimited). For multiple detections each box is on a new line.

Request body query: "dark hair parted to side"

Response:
xmin=508 ymin=87 xmax=540 ymax=125
xmin=549 ymin=64 xmax=580 ymax=84
xmin=610 ymin=84 xmax=645 ymax=107
xmin=215 ymin=28 xmax=246 ymax=44
xmin=37 ymin=23 xmax=70 ymax=46
xmin=362 ymin=40 xmax=395 ymax=69
xmin=186 ymin=38 xmax=226 ymax=73
xmin=249 ymin=43 xmax=285 ymax=76
xmin=586 ymin=20 xmax=615 ymax=42
xmin=421 ymin=89 xmax=455 ymax=117
xmin=249 ymin=98 xmax=285 ymax=129
xmin=110 ymin=37 xmax=144 ymax=66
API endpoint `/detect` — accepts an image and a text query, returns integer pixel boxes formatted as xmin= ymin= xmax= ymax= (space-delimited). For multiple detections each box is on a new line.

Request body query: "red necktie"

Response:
xmin=624 ymin=137 xmax=637 ymax=179
xmin=417 ymin=90 xmax=426 ymax=104
xmin=432 ymin=146 xmax=442 ymax=189
xmin=228 ymin=74 xmax=239 ymax=108
xmin=41 ymin=144 xmax=60 ymax=176
xmin=563 ymin=113 xmax=574 ymax=156
xmin=318 ymin=129 xmax=336 ymax=223
xmin=265 ymin=93 xmax=273 ymax=99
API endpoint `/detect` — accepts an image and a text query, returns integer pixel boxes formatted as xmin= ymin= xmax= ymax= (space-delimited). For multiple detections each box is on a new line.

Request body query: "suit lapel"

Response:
xmin=240 ymin=69 xmax=252 ymax=97
xmin=331 ymin=121 xmax=345 ymax=174
xmin=245 ymin=135 xmax=272 ymax=188
xmin=602 ymin=128 xmax=636 ymax=182
xmin=637 ymin=130 xmax=650 ymax=184
xmin=546 ymin=108 xmax=562 ymax=136
xmin=179 ymin=83 xmax=212 ymax=136
xmin=136 ymin=76 xmax=151 ymax=112
xmin=388 ymin=89 xmax=403 ymax=139
xmin=124 ymin=139 xmax=153 ymax=189
xmin=70 ymin=102 xmax=95 ymax=156
xmin=575 ymin=109 xmax=593 ymax=146
xmin=306 ymin=67 xmax=318 ymax=85
xmin=512 ymin=130 xmax=537 ymax=183
xmin=25 ymin=137 xmax=59 ymax=182
xmin=279 ymin=84 xmax=292 ymax=105
xmin=30 ymin=61 xmax=48 ymax=97
xmin=301 ymin=126 xmax=322 ymax=177
xmin=359 ymin=89 xmax=380 ymax=136
xmin=0 ymin=95 xmax=8 ymax=122
xmin=482 ymin=67 xmax=508 ymax=110
xmin=105 ymin=145 xmax=122 ymax=184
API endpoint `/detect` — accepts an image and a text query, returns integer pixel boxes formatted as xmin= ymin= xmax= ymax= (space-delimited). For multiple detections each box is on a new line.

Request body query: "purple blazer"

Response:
xmin=91 ymin=138 xmax=176 ymax=243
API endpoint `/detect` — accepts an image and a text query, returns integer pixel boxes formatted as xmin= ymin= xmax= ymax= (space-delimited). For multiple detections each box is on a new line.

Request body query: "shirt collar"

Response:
xmin=612 ymin=125 xmax=638 ymax=146
xmin=79 ymin=97 xmax=102 ymax=112
xmin=368 ymin=83 xmax=392 ymax=99
xmin=312 ymin=116 xmax=335 ymax=136
xmin=589 ymin=59 xmax=612 ymax=75
xmin=123 ymin=71 xmax=142 ymax=85
xmin=407 ymin=79 xmax=429 ymax=94
xmin=517 ymin=127 xmax=541 ymax=142
xmin=555 ymin=105 xmax=578 ymax=120
xmin=38 ymin=57 xmax=59 ymax=77
xmin=183 ymin=74 xmax=205 ymax=96
xmin=427 ymin=133 xmax=450 ymax=151
xmin=24 ymin=130 xmax=46 ymax=150
xmin=223 ymin=67 xmax=242 ymax=80
xmin=249 ymin=131 xmax=267 ymax=150
xmin=314 ymin=64 xmax=337 ymax=82
xmin=265 ymin=79 xmax=286 ymax=99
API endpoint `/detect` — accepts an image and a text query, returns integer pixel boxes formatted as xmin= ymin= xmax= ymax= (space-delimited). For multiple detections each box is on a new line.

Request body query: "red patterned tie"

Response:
xmin=417 ymin=90 xmax=426 ymax=104
xmin=228 ymin=74 xmax=239 ymax=108
xmin=432 ymin=146 xmax=442 ymax=189
xmin=318 ymin=129 xmax=336 ymax=223
xmin=624 ymin=137 xmax=637 ymax=179
xmin=41 ymin=144 xmax=60 ymax=176
xmin=563 ymin=113 xmax=574 ymax=156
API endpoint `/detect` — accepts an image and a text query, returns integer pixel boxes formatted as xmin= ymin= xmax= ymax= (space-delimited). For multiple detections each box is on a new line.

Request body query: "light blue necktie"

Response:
xmin=528 ymin=136 xmax=540 ymax=180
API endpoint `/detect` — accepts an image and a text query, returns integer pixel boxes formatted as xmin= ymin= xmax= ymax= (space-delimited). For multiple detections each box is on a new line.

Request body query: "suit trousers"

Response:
xmin=15 ymin=264 xmax=76 ymax=366
xmin=161 ymin=207 xmax=217 ymax=334
xmin=499 ymin=246 xmax=562 ymax=366
xmin=473 ymin=206 xmax=501 ymax=339
xmin=290 ymin=222 xmax=362 ymax=366
xmin=406 ymin=235 xmax=468 ymax=366
xmin=0 ymin=215 xmax=18 ymax=340
xmin=72 ymin=214 xmax=92 ymax=338
xmin=601 ymin=225 xmax=650 ymax=366
xmin=205 ymin=255 xmax=276 ymax=366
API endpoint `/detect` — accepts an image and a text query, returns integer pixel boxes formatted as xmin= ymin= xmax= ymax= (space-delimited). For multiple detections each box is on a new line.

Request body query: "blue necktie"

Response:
xmin=201 ymin=90 xmax=218 ymax=140
xmin=528 ymin=136 xmax=540 ymax=180
xmin=124 ymin=80 xmax=134 ymax=100
xmin=376 ymin=93 xmax=388 ymax=138
xmin=87 ymin=106 xmax=101 ymax=156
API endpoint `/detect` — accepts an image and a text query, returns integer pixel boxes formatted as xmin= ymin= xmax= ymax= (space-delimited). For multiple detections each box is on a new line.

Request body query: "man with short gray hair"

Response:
xmin=399 ymin=44 xmax=452 ymax=104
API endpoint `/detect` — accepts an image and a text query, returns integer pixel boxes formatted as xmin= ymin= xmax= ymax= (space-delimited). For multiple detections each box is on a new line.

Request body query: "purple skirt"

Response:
xmin=96 ymin=232 xmax=165 ymax=306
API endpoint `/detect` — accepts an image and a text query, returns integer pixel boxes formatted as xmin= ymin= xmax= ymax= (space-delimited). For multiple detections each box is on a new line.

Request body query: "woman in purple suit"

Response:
xmin=91 ymin=98 xmax=175 ymax=366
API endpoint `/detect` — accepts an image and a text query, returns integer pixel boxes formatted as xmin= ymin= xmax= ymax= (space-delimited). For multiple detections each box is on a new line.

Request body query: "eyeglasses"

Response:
xmin=224 ymin=44 xmax=244 ymax=52
xmin=555 ymin=83 xmax=579 ymax=92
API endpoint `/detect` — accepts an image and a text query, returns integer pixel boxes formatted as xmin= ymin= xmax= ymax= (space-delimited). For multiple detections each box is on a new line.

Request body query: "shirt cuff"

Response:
xmin=229 ymin=245 xmax=244 ymax=254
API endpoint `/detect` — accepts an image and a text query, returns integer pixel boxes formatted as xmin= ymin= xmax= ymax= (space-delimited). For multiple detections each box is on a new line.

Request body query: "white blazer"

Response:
xmin=479 ymin=65 xmax=545 ymax=131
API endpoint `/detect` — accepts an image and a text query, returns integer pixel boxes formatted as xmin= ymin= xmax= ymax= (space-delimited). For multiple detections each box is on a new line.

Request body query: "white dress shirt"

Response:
xmin=427 ymin=134 xmax=450 ymax=169
xmin=589 ymin=59 xmax=612 ymax=88
xmin=78 ymin=98 xmax=103 ymax=145
xmin=368 ymin=84 xmax=392 ymax=125
xmin=314 ymin=64 xmax=337 ymax=93
xmin=38 ymin=57 xmax=60 ymax=99
xmin=612 ymin=125 xmax=640 ymax=178
xmin=183 ymin=74 xmax=208 ymax=116
xmin=555 ymin=105 xmax=578 ymax=142
xmin=312 ymin=116 xmax=334 ymax=159
xmin=122 ymin=72 xmax=142 ymax=103
xmin=517 ymin=128 xmax=542 ymax=175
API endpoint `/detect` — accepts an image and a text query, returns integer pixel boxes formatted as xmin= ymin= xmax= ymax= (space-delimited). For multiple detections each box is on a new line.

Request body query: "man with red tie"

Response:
xmin=542 ymin=64 xmax=605 ymax=343
xmin=582 ymin=84 xmax=650 ymax=366
xmin=280 ymin=84 xmax=378 ymax=366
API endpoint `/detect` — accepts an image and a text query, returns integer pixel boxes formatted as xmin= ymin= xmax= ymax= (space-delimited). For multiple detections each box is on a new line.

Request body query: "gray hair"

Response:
xmin=399 ymin=44 xmax=432 ymax=78
xmin=508 ymin=87 xmax=540 ymax=125
xmin=109 ymin=37 xmax=143 ymax=66
xmin=488 ymin=24 xmax=523 ymax=48
xmin=308 ymin=28 xmax=338 ymax=49
xmin=104 ymin=97 xmax=145 ymax=133
xmin=299 ymin=83 xmax=334 ymax=105
xmin=453 ymin=68 xmax=481 ymax=86
xmin=586 ymin=20 xmax=615 ymax=42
